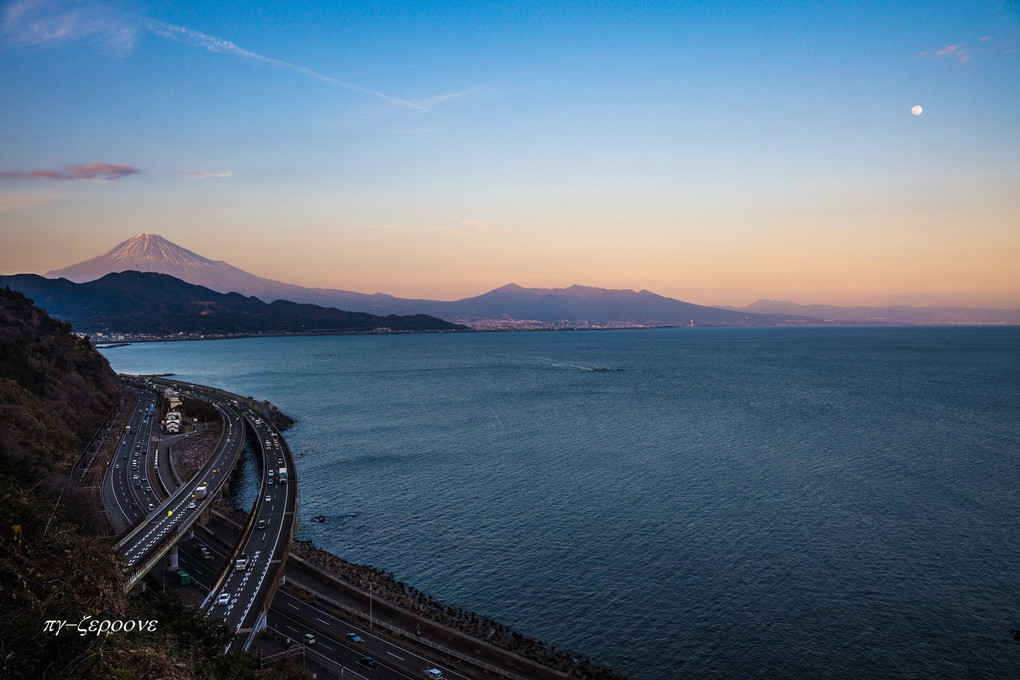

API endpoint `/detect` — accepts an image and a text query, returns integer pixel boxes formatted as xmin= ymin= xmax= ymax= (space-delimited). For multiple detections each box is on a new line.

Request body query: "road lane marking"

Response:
xmin=386 ymin=652 xmax=404 ymax=660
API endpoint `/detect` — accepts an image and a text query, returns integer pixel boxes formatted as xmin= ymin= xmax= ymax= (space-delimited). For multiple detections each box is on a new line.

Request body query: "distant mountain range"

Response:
xmin=38 ymin=234 xmax=811 ymax=326
xmin=33 ymin=233 xmax=1020 ymax=326
xmin=45 ymin=233 xmax=426 ymax=316
xmin=723 ymin=300 xmax=1020 ymax=325
xmin=2 ymin=272 xmax=463 ymax=335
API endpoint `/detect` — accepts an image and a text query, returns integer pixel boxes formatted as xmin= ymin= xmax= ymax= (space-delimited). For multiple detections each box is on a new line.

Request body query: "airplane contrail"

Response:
xmin=145 ymin=18 xmax=429 ymax=112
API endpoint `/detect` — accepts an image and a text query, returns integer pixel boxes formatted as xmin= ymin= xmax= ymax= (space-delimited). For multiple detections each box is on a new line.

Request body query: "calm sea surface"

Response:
xmin=101 ymin=327 xmax=1020 ymax=679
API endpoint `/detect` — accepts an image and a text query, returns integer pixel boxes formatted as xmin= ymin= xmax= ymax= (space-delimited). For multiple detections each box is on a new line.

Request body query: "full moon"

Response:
xmin=911 ymin=105 xmax=923 ymax=116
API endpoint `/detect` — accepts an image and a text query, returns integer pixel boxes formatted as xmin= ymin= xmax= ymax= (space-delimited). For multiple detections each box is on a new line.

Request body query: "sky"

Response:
xmin=1 ymin=0 xmax=1018 ymax=307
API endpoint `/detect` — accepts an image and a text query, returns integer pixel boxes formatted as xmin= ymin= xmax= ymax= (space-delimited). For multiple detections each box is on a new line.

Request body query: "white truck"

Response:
xmin=194 ymin=485 xmax=208 ymax=500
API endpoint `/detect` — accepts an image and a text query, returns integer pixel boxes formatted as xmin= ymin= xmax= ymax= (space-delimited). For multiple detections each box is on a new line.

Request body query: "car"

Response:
xmin=358 ymin=657 xmax=376 ymax=668
xmin=265 ymin=495 xmax=271 ymax=502
xmin=133 ymin=474 xmax=139 ymax=480
xmin=267 ymin=479 xmax=274 ymax=485
xmin=216 ymin=592 xmax=230 ymax=606
xmin=422 ymin=670 xmax=445 ymax=680
xmin=136 ymin=483 xmax=141 ymax=488
xmin=147 ymin=503 xmax=154 ymax=510
xmin=346 ymin=633 xmax=363 ymax=643
xmin=303 ymin=633 xmax=316 ymax=645
xmin=144 ymin=486 xmax=151 ymax=492
xmin=257 ymin=519 xmax=266 ymax=530
xmin=131 ymin=502 xmax=138 ymax=509
xmin=115 ymin=464 xmax=120 ymax=469
xmin=141 ymin=476 xmax=147 ymax=482
xmin=188 ymin=501 xmax=196 ymax=509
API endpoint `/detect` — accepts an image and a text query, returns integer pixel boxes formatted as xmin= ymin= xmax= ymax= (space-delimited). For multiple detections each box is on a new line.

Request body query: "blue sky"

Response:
xmin=2 ymin=0 xmax=1018 ymax=306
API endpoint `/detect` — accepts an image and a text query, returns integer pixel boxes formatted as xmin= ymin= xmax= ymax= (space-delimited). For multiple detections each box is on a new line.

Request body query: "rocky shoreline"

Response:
xmin=215 ymin=398 xmax=622 ymax=678
xmin=288 ymin=538 xmax=624 ymax=679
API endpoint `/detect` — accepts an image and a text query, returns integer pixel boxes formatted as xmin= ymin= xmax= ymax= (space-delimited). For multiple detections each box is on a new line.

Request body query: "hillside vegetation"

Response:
xmin=0 ymin=287 xmax=300 ymax=679
xmin=4 ymin=271 xmax=465 ymax=335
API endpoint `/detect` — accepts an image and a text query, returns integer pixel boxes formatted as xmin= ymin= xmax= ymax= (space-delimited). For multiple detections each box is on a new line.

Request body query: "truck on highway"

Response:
xmin=194 ymin=485 xmax=208 ymax=500
xmin=278 ymin=468 xmax=288 ymax=483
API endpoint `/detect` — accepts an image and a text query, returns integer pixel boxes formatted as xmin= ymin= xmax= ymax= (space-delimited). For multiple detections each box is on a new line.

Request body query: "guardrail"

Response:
xmin=123 ymin=524 xmax=187 ymax=586
xmin=242 ymin=611 xmax=267 ymax=652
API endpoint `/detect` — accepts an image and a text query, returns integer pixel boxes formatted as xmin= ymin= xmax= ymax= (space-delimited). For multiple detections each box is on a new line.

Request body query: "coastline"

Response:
xmin=90 ymin=321 xmax=1019 ymax=349
xmin=151 ymin=374 xmax=623 ymax=678
xmin=214 ymin=497 xmax=623 ymax=679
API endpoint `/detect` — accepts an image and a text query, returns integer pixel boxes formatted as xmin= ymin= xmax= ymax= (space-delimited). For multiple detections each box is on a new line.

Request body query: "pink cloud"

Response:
xmin=68 ymin=162 xmax=139 ymax=180
xmin=0 ymin=163 xmax=140 ymax=181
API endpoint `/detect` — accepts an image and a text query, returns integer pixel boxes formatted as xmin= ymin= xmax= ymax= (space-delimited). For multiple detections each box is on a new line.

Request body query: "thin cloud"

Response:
xmin=3 ymin=2 xmax=474 ymax=113
xmin=935 ymin=44 xmax=971 ymax=62
xmin=2 ymin=0 xmax=137 ymax=54
xmin=0 ymin=163 xmax=140 ymax=181
xmin=185 ymin=169 xmax=233 ymax=180
xmin=458 ymin=220 xmax=496 ymax=234
xmin=145 ymin=19 xmax=432 ymax=112
xmin=921 ymin=38 xmax=1018 ymax=62
xmin=371 ymin=220 xmax=498 ymax=237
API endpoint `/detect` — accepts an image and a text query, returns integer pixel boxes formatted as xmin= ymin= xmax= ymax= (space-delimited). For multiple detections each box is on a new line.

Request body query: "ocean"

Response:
xmin=101 ymin=326 xmax=1020 ymax=679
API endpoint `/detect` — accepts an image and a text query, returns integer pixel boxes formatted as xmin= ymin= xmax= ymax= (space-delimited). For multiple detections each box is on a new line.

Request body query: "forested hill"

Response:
xmin=0 ymin=287 xmax=301 ymax=679
xmin=3 ymin=271 xmax=465 ymax=335
xmin=0 ymin=286 xmax=120 ymax=476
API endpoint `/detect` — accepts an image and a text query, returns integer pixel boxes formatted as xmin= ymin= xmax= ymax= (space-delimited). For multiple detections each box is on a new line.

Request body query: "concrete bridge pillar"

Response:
xmin=168 ymin=546 xmax=179 ymax=572
xmin=199 ymin=506 xmax=210 ymax=526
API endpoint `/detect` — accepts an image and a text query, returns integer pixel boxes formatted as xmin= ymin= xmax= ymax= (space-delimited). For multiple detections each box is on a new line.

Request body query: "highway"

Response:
xmin=109 ymin=377 xmax=500 ymax=676
xmin=268 ymin=589 xmax=470 ymax=680
xmin=206 ymin=403 xmax=297 ymax=651
xmin=137 ymin=378 xmax=298 ymax=651
xmin=113 ymin=383 xmax=246 ymax=591
xmin=176 ymin=534 xmax=464 ymax=680
xmin=103 ymin=387 xmax=159 ymax=533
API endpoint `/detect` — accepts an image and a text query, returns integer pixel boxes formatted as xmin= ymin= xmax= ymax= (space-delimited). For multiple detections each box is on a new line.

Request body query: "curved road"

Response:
xmin=112 ymin=383 xmax=246 ymax=590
